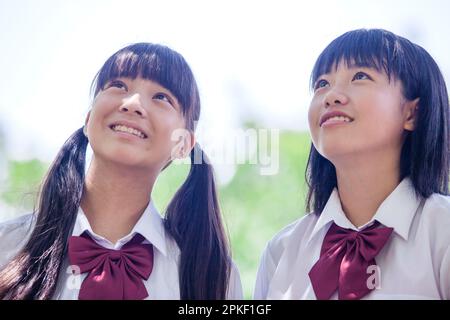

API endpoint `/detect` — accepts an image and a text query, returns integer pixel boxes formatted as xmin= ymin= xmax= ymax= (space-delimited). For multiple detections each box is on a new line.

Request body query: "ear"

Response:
xmin=403 ymin=98 xmax=419 ymax=131
xmin=172 ymin=130 xmax=196 ymax=160
xmin=83 ymin=111 xmax=91 ymax=137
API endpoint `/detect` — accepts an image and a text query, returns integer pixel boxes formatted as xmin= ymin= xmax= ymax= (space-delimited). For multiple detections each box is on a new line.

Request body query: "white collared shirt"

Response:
xmin=0 ymin=201 xmax=243 ymax=300
xmin=254 ymin=178 xmax=450 ymax=300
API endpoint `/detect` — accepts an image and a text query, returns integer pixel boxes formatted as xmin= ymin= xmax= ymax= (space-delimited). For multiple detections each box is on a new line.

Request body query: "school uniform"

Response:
xmin=254 ymin=178 xmax=450 ymax=299
xmin=0 ymin=200 xmax=243 ymax=300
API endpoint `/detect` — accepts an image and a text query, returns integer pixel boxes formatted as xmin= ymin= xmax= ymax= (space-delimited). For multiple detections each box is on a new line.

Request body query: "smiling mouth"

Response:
xmin=320 ymin=115 xmax=353 ymax=127
xmin=109 ymin=124 xmax=147 ymax=139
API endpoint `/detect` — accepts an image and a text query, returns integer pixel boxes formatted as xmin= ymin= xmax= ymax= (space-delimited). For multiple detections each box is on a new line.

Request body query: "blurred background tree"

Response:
xmin=0 ymin=130 xmax=311 ymax=299
xmin=1 ymin=160 xmax=47 ymax=211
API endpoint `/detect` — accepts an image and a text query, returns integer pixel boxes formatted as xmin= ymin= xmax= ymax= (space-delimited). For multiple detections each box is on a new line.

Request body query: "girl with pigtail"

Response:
xmin=0 ymin=43 xmax=243 ymax=300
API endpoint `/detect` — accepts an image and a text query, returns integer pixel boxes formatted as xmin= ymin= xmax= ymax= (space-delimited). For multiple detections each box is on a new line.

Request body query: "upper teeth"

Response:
xmin=112 ymin=125 xmax=145 ymax=138
xmin=324 ymin=116 xmax=352 ymax=124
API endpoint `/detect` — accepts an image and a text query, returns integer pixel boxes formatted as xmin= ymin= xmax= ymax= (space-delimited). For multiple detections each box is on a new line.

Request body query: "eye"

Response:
xmin=314 ymin=79 xmax=329 ymax=91
xmin=153 ymin=92 xmax=173 ymax=105
xmin=352 ymin=71 xmax=372 ymax=81
xmin=105 ymin=80 xmax=128 ymax=91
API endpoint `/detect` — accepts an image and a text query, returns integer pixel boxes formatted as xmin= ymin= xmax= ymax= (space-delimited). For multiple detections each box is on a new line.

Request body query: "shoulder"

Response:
xmin=423 ymin=193 xmax=450 ymax=214
xmin=253 ymin=213 xmax=318 ymax=299
xmin=161 ymin=228 xmax=181 ymax=258
xmin=0 ymin=213 xmax=35 ymax=267
xmin=421 ymin=193 xmax=450 ymax=231
xmin=419 ymin=194 xmax=450 ymax=253
xmin=421 ymin=194 xmax=450 ymax=298
xmin=263 ymin=212 xmax=318 ymax=266
xmin=0 ymin=213 xmax=35 ymax=241
xmin=227 ymin=260 xmax=244 ymax=299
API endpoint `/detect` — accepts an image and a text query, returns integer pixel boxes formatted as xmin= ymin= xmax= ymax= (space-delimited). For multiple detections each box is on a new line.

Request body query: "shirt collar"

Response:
xmin=307 ymin=177 xmax=422 ymax=245
xmin=72 ymin=200 xmax=168 ymax=256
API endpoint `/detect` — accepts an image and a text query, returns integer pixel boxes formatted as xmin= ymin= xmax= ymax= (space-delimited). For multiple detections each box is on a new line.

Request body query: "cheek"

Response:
xmin=156 ymin=126 xmax=177 ymax=153
xmin=307 ymin=101 xmax=320 ymax=139
xmin=152 ymin=116 xmax=186 ymax=150
xmin=86 ymin=110 xmax=102 ymax=137
xmin=87 ymin=97 xmax=114 ymax=127
xmin=362 ymin=95 xmax=405 ymax=134
xmin=85 ymin=99 xmax=117 ymax=152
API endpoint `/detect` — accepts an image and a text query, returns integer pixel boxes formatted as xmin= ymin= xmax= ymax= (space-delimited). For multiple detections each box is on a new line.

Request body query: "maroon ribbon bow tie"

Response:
xmin=308 ymin=221 xmax=393 ymax=300
xmin=68 ymin=232 xmax=154 ymax=300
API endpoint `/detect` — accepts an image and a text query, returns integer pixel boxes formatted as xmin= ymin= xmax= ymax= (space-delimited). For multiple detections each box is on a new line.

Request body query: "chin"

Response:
xmin=316 ymin=141 xmax=355 ymax=160
xmin=96 ymin=147 xmax=148 ymax=168
xmin=112 ymin=156 xmax=146 ymax=167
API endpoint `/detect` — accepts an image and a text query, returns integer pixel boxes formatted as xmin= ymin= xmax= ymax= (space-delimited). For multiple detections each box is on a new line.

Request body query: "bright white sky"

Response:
xmin=1 ymin=0 xmax=449 ymax=166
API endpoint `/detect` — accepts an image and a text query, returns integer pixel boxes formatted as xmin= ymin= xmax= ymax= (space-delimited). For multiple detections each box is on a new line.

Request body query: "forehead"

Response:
xmin=116 ymin=76 xmax=173 ymax=91
xmin=314 ymin=54 xmax=385 ymax=77
xmin=326 ymin=59 xmax=383 ymax=73
xmin=99 ymin=52 xmax=168 ymax=89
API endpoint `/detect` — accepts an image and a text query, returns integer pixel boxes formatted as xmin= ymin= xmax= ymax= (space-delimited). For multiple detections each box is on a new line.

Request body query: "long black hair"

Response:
xmin=306 ymin=29 xmax=450 ymax=214
xmin=0 ymin=43 xmax=231 ymax=299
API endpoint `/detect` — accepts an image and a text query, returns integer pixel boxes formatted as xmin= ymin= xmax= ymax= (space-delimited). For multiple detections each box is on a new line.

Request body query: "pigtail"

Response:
xmin=0 ymin=127 xmax=88 ymax=299
xmin=164 ymin=144 xmax=231 ymax=299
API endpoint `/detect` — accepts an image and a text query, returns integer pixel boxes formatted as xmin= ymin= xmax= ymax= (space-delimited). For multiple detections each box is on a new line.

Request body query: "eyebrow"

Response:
xmin=344 ymin=60 xmax=382 ymax=71
xmin=314 ymin=63 xmax=382 ymax=83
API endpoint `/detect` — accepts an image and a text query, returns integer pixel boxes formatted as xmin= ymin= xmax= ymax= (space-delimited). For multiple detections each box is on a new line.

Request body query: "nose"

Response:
xmin=324 ymin=88 xmax=349 ymax=107
xmin=119 ymin=93 xmax=146 ymax=117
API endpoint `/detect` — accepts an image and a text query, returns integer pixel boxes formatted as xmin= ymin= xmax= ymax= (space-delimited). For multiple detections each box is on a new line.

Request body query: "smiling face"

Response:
xmin=85 ymin=77 xmax=191 ymax=170
xmin=308 ymin=61 xmax=417 ymax=164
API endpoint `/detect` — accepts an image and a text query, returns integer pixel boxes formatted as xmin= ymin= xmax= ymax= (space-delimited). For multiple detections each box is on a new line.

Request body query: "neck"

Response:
xmin=333 ymin=150 xmax=402 ymax=228
xmin=80 ymin=156 xmax=159 ymax=244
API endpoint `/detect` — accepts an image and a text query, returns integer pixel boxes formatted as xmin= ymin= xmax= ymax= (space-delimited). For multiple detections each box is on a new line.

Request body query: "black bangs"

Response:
xmin=306 ymin=28 xmax=449 ymax=214
xmin=91 ymin=43 xmax=197 ymax=116
xmin=310 ymin=29 xmax=411 ymax=89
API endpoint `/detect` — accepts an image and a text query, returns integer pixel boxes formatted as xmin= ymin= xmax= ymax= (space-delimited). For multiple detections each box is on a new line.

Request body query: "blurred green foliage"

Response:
xmin=1 ymin=159 xmax=48 ymax=210
xmin=0 ymin=131 xmax=311 ymax=299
